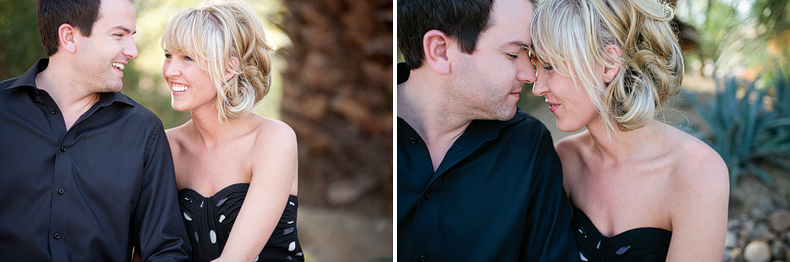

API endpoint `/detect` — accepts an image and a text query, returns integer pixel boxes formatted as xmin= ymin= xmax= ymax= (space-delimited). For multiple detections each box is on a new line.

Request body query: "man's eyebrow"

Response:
xmin=507 ymin=41 xmax=532 ymax=51
xmin=114 ymin=26 xmax=136 ymax=35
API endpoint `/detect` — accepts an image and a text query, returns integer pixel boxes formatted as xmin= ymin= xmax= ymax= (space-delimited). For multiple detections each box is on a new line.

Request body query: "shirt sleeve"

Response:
xmin=520 ymin=129 xmax=580 ymax=262
xmin=133 ymin=122 xmax=192 ymax=261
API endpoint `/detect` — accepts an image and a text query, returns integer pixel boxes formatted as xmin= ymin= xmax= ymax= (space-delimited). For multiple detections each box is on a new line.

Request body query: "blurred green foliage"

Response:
xmin=685 ymin=74 xmax=790 ymax=189
xmin=0 ymin=0 xmax=288 ymax=129
xmin=677 ymin=0 xmax=790 ymax=76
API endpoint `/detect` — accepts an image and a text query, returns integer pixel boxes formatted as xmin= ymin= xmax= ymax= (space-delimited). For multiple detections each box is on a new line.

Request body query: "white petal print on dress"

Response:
xmin=210 ymin=230 xmax=217 ymax=244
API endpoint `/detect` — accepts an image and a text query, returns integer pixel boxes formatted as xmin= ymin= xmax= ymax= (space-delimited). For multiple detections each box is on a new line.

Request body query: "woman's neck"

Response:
xmin=188 ymin=106 xmax=255 ymax=148
xmin=585 ymin=118 xmax=665 ymax=164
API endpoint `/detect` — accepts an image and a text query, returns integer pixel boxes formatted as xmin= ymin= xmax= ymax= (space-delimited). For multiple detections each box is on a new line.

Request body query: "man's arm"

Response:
xmin=133 ymin=123 xmax=191 ymax=261
xmin=520 ymin=129 xmax=580 ymax=261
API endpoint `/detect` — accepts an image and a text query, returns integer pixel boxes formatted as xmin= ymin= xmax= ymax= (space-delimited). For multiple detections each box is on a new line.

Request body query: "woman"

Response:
xmin=530 ymin=0 xmax=729 ymax=261
xmin=160 ymin=0 xmax=303 ymax=261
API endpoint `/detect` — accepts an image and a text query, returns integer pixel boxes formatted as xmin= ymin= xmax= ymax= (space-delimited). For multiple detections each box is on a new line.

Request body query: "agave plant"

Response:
xmin=684 ymin=73 xmax=790 ymax=189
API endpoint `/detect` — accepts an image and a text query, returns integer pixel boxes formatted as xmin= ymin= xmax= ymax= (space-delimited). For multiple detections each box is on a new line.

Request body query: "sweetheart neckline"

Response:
xmin=574 ymin=208 xmax=671 ymax=239
xmin=179 ymin=183 xmax=250 ymax=199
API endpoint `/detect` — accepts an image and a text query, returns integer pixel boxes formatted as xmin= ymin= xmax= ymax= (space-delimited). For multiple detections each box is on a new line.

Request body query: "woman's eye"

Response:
xmin=507 ymin=54 xmax=518 ymax=59
xmin=184 ymin=56 xmax=194 ymax=62
xmin=164 ymin=54 xmax=171 ymax=59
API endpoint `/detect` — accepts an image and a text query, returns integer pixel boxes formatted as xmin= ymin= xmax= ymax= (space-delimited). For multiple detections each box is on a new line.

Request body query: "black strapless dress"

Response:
xmin=179 ymin=183 xmax=304 ymax=262
xmin=572 ymin=208 xmax=671 ymax=262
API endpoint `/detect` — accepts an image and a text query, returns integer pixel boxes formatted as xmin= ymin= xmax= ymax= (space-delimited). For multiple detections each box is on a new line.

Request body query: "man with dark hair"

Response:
xmin=0 ymin=0 xmax=191 ymax=260
xmin=397 ymin=0 xmax=579 ymax=261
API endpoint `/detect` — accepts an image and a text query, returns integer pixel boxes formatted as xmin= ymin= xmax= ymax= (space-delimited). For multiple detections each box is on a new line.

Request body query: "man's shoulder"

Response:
xmin=0 ymin=76 xmax=20 ymax=89
xmin=110 ymin=92 xmax=164 ymax=127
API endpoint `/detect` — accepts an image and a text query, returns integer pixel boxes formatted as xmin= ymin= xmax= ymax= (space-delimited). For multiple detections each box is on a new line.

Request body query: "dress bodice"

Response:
xmin=179 ymin=183 xmax=303 ymax=262
xmin=572 ymin=208 xmax=671 ymax=262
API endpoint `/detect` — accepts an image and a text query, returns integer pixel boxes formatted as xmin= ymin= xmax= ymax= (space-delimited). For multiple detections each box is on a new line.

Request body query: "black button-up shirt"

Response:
xmin=397 ymin=63 xmax=578 ymax=262
xmin=0 ymin=59 xmax=191 ymax=261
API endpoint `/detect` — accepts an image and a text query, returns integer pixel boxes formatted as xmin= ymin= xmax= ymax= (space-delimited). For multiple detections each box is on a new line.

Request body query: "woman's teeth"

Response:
xmin=172 ymin=83 xmax=189 ymax=92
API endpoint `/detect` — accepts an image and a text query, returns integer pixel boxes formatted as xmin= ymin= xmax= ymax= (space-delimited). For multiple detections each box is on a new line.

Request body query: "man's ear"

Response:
xmin=58 ymin=24 xmax=78 ymax=53
xmin=224 ymin=56 xmax=239 ymax=81
xmin=422 ymin=29 xmax=453 ymax=75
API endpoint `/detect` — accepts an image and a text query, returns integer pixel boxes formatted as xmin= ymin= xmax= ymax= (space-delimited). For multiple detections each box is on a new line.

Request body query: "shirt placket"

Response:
xmin=41 ymin=93 xmax=71 ymax=261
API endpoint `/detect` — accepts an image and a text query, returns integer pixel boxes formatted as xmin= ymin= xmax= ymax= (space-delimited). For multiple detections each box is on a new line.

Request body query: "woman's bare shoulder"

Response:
xmin=555 ymin=131 xmax=591 ymax=161
xmin=165 ymin=121 xmax=192 ymax=150
xmin=248 ymin=115 xmax=298 ymax=163
xmin=666 ymin=126 xmax=729 ymax=196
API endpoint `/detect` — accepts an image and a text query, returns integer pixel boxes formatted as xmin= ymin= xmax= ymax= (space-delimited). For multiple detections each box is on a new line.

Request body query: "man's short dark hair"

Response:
xmin=397 ymin=0 xmax=495 ymax=70
xmin=38 ymin=0 xmax=102 ymax=56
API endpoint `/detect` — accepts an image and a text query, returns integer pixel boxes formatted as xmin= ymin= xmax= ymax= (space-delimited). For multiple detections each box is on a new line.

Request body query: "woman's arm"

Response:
xmin=666 ymin=143 xmax=730 ymax=261
xmin=213 ymin=120 xmax=299 ymax=262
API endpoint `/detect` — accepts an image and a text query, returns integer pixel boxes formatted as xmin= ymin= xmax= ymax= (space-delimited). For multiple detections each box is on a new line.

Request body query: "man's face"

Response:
xmin=448 ymin=0 xmax=536 ymax=121
xmin=74 ymin=0 xmax=138 ymax=93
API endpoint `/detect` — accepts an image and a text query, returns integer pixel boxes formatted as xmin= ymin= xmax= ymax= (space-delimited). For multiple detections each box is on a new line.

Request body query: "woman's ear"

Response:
xmin=58 ymin=24 xmax=78 ymax=53
xmin=224 ymin=57 xmax=239 ymax=81
xmin=422 ymin=29 xmax=453 ymax=75
xmin=602 ymin=44 xmax=622 ymax=84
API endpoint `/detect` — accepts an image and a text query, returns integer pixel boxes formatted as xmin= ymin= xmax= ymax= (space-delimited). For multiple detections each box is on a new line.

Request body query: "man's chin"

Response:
xmin=493 ymin=107 xmax=518 ymax=121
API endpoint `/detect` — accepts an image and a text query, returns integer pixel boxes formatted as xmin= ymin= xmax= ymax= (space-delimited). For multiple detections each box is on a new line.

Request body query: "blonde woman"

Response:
xmin=161 ymin=0 xmax=302 ymax=261
xmin=530 ymin=0 xmax=729 ymax=261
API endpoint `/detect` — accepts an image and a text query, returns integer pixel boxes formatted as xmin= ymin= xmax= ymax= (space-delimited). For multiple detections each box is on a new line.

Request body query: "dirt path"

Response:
xmin=298 ymin=205 xmax=393 ymax=262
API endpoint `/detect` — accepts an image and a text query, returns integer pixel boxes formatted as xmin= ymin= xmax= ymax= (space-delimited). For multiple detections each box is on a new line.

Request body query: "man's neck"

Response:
xmin=36 ymin=57 xmax=102 ymax=131
xmin=398 ymin=73 xmax=472 ymax=172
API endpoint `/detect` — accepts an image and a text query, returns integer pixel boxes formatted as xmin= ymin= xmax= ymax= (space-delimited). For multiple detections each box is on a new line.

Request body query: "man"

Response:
xmin=0 ymin=0 xmax=190 ymax=261
xmin=397 ymin=0 xmax=578 ymax=261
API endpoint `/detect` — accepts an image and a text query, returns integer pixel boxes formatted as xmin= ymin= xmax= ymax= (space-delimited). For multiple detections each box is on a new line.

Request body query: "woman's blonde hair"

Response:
xmin=161 ymin=0 xmax=273 ymax=121
xmin=531 ymin=0 xmax=683 ymax=138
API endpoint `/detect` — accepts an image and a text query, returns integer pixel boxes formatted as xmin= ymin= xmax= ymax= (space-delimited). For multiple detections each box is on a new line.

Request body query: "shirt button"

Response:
xmin=50 ymin=108 xmax=56 ymax=114
xmin=419 ymin=254 xmax=427 ymax=262
xmin=54 ymin=233 xmax=61 ymax=240
xmin=423 ymin=192 xmax=431 ymax=200
xmin=60 ymin=147 xmax=66 ymax=152
xmin=58 ymin=188 xmax=65 ymax=195
xmin=409 ymin=137 xmax=417 ymax=145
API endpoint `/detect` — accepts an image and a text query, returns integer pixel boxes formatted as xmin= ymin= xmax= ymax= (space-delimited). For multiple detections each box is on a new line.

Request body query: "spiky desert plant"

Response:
xmin=685 ymin=74 xmax=790 ymax=189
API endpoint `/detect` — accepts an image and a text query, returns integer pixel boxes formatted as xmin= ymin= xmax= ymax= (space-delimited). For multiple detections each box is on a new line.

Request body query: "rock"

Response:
xmin=741 ymin=220 xmax=756 ymax=239
xmin=744 ymin=240 xmax=771 ymax=262
xmin=721 ymin=250 xmax=730 ymax=262
xmin=768 ymin=210 xmax=790 ymax=232
xmin=730 ymin=247 xmax=742 ymax=261
xmin=772 ymin=241 xmax=790 ymax=259
xmin=749 ymin=223 xmax=771 ymax=239
xmin=752 ymin=208 xmax=769 ymax=221
xmin=758 ymin=198 xmax=777 ymax=214
xmin=725 ymin=230 xmax=738 ymax=248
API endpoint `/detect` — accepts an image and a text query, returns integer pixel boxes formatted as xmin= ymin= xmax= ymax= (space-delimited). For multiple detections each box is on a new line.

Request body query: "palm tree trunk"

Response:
xmin=276 ymin=0 xmax=393 ymax=214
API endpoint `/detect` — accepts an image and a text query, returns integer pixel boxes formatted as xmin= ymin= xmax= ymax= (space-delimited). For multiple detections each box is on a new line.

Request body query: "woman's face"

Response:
xmin=162 ymin=51 xmax=218 ymax=113
xmin=531 ymin=60 xmax=599 ymax=132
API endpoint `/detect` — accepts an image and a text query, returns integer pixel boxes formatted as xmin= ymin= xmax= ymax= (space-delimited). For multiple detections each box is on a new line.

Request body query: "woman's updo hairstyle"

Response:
xmin=531 ymin=0 xmax=683 ymax=138
xmin=161 ymin=0 xmax=274 ymax=121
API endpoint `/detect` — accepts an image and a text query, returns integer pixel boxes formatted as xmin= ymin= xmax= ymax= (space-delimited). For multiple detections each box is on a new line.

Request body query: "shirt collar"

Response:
xmin=5 ymin=58 xmax=135 ymax=107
